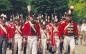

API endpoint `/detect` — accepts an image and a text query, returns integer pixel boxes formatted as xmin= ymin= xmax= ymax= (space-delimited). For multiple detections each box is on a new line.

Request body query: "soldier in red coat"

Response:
xmin=5 ymin=20 xmax=15 ymax=54
xmin=5 ymin=19 xmax=15 ymax=54
xmin=34 ymin=17 xmax=42 ymax=54
xmin=23 ymin=16 xmax=41 ymax=54
xmin=0 ymin=18 xmax=7 ymax=54
xmin=22 ymin=17 xmax=31 ymax=54
xmin=58 ymin=14 xmax=78 ymax=54
xmin=53 ymin=21 xmax=60 ymax=54
xmin=46 ymin=17 xmax=55 ymax=54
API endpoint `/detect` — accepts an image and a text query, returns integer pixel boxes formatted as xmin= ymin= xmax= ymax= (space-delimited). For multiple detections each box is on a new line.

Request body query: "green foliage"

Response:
xmin=0 ymin=0 xmax=68 ymax=16
xmin=10 ymin=0 xmax=27 ymax=13
xmin=0 ymin=0 xmax=85 ymax=20
xmin=74 ymin=2 xmax=86 ymax=19
xmin=25 ymin=0 xmax=68 ymax=14
xmin=68 ymin=0 xmax=86 ymax=19
xmin=0 ymin=0 xmax=12 ymax=11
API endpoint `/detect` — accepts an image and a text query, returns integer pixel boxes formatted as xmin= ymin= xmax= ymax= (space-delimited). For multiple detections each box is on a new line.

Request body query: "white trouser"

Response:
xmin=63 ymin=36 xmax=75 ymax=53
xmin=14 ymin=34 xmax=22 ymax=54
xmin=26 ymin=36 xmax=37 ymax=54
xmin=55 ymin=36 xmax=60 ymax=54
xmin=41 ymin=38 xmax=47 ymax=54
xmin=82 ymin=31 xmax=86 ymax=44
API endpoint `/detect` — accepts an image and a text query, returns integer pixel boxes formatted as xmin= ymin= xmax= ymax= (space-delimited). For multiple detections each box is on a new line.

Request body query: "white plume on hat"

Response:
xmin=54 ymin=16 xmax=58 ymax=22
xmin=43 ymin=21 xmax=46 ymax=25
xmin=1 ymin=13 xmax=7 ymax=18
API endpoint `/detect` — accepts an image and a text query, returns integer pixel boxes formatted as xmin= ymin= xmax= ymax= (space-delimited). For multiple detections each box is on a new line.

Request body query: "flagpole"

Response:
xmin=27 ymin=5 xmax=31 ymax=17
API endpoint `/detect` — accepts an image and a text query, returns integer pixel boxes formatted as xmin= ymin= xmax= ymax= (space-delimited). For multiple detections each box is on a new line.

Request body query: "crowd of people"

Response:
xmin=0 ymin=12 xmax=86 ymax=54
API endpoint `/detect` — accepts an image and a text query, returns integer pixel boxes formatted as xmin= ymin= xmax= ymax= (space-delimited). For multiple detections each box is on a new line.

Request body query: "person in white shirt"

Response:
xmin=80 ymin=20 xmax=86 ymax=45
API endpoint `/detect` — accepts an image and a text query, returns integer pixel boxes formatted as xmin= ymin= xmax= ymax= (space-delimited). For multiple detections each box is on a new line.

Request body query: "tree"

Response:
xmin=10 ymin=0 xmax=27 ymax=15
xmin=26 ymin=0 xmax=68 ymax=16
xmin=68 ymin=0 xmax=86 ymax=19
xmin=0 ymin=0 xmax=12 ymax=12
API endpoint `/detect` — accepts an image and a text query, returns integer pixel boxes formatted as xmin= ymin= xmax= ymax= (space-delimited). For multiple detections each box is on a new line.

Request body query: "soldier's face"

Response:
xmin=69 ymin=16 xmax=73 ymax=20
xmin=15 ymin=21 xmax=18 ymax=25
xmin=66 ymin=16 xmax=72 ymax=21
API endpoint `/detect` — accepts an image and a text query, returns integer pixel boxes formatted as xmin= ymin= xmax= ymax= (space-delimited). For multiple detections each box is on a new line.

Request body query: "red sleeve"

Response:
xmin=58 ymin=21 xmax=66 ymax=38
xmin=35 ymin=22 xmax=41 ymax=38
xmin=58 ymin=23 xmax=62 ymax=38
xmin=73 ymin=22 xmax=79 ymax=37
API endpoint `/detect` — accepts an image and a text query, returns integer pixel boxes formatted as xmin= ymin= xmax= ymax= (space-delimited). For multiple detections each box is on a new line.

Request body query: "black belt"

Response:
xmin=64 ymin=34 xmax=75 ymax=36
xmin=68 ymin=33 xmax=75 ymax=36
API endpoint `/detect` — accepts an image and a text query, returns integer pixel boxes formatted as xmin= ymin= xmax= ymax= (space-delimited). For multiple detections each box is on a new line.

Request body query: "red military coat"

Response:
xmin=58 ymin=20 xmax=78 ymax=38
xmin=22 ymin=21 xmax=31 ymax=36
xmin=6 ymin=22 xmax=15 ymax=39
xmin=34 ymin=22 xmax=41 ymax=38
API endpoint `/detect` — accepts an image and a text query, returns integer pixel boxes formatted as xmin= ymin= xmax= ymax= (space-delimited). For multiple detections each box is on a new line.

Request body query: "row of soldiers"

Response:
xmin=0 ymin=13 xmax=79 ymax=54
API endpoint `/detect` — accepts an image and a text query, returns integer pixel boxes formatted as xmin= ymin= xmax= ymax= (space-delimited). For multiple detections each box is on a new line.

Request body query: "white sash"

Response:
xmin=29 ymin=21 xmax=36 ymax=32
